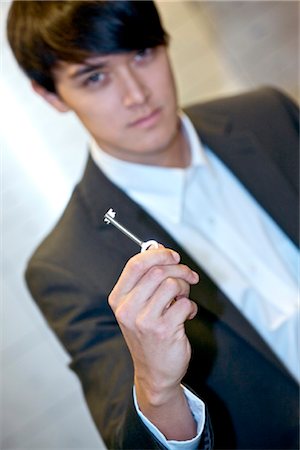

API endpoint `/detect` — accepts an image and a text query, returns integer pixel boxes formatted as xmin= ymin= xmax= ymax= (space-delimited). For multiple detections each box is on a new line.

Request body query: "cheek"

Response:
xmin=155 ymin=59 xmax=177 ymax=100
xmin=76 ymin=95 xmax=123 ymax=129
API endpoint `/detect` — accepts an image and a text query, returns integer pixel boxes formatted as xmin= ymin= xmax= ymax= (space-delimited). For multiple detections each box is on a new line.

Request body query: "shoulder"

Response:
xmin=25 ymin=188 xmax=91 ymax=275
xmin=185 ymin=87 xmax=299 ymax=195
xmin=185 ymin=86 xmax=298 ymax=119
xmin=25 ymin=168 xmax=136 ymax=296
xmin=26 ymin=187 xmax=113 ymax=291
xmin=185 ymin=87 xmax=299 ymax=140
xmin=185 ymin=86 xmax=299 ymax=155
xmin=26 ymin=156 xmax=110 ymax=273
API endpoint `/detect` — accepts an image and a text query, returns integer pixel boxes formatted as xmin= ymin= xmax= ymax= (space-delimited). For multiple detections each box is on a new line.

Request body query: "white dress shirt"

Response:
xmin=90 ymin=113 xmax=299 ymax=449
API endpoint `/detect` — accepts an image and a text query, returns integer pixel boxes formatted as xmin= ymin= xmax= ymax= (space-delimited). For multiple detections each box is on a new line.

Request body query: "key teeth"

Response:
xmin=103 ymin=208 xmax=116 ymax=224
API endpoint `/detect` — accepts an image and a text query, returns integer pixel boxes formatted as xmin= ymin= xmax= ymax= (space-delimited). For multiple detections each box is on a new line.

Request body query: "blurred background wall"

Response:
xmin=1 ymin=1 xmax=298 ymax=449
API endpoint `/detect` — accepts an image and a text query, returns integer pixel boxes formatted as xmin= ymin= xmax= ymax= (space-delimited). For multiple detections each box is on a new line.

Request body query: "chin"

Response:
xmin=153 ymin=124 xmax=179 ymax=151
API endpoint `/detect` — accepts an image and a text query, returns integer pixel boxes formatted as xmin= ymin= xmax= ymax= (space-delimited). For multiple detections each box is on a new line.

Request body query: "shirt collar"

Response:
xmin=90 ymin=112 xmax=207 ymax=222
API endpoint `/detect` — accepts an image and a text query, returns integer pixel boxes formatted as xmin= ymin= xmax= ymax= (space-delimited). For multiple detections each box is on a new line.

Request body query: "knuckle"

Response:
xmin=127 ymin=256 xmax=144 ymax=273
xmin=191 ymin=300 xmax=198 ymax=316
xmin=135 ymin=314 xmax=150 ymax=333
xmin=115 ymin=302 xmax=131 ymax=326
xmin=108 ymin=292 xmax=116 ymax=309
xmin=179 ymin=264 xmax=193 ymax=279
xmin=178 ymin=296 xmax=191 ymax=308
xmin=176 ymin=296 xmax=194 ymax=314
xmin=164 ymin=276 xmax=179 ymax=292
xmin=148 ymin=266 xmax=164 ymax=281
xmin=135 ymin=316 xmax=167 ymax=340
xmin=155 ymin=323 xmax=168 ymax=341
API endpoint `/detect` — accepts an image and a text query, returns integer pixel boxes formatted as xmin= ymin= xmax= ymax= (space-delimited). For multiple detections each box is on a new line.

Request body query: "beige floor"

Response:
xmin=1 ymin=1 xmax=298 ymax=449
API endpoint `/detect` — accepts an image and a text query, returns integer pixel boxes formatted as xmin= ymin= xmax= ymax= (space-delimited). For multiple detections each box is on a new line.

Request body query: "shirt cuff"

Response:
xmin=133 ymin=385 xmax=205 ymax=450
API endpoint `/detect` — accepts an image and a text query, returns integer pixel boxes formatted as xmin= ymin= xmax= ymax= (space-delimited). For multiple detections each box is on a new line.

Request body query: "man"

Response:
xmin=7 ymin=1 xmax=299 ymax=449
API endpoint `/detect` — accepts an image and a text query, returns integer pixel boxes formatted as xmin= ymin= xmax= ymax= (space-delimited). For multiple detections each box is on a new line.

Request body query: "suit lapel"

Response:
xmin=186 ymin=108 xmax=299 ymax=246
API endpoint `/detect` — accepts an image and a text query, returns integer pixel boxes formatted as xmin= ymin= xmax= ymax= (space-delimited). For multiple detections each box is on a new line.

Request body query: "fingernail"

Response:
xmin=192 ymin=271 xmax=199 ymax=281
xmin=171 ymin=250 xmax=180 ymax=262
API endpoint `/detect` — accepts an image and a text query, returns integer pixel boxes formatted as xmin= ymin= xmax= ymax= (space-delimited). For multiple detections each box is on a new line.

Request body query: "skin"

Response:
xmin=32 ymin=46 xmax=190 ymax=168
xmin=109 ymin=246 xmax=199 ymax=440
xmin=32 ymin=45 xmax=200 ymax=440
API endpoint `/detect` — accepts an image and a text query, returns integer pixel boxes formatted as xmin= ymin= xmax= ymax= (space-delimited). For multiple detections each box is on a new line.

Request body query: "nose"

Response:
xmin=121 ymin=68 xmax=149 ymax=107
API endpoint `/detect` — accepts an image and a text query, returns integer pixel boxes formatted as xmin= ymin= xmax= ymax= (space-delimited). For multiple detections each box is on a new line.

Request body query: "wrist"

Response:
xmin=134 ymin=381 xmax=197 ymax=441
xmin=134 ymin=375 xmax=183 ymax=408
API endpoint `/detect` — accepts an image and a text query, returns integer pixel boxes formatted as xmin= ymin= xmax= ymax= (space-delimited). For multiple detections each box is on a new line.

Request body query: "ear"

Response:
xmin=31 ymin=80 xmax=70 ymax=113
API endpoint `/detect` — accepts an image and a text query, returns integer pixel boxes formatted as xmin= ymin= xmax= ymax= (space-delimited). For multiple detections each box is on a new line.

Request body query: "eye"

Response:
xmin=84 ymin=71 xmax=107 ymax=87
xmin=134 ymin=48 xmax=154 ymax=63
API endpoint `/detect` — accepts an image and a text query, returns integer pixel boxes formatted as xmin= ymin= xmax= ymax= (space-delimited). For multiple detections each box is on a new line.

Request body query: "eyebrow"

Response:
xmin=70 ymin=62 xmax=107 ymax=79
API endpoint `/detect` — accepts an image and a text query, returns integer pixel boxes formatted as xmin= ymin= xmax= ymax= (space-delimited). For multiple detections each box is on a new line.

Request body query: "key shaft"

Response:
xmin=104 ymin=209 xmax=143 ymax=247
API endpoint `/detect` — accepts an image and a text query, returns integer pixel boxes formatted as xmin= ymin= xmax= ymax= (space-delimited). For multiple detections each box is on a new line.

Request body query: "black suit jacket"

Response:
xmin=26 ymin=87 xmax=299 ymax=449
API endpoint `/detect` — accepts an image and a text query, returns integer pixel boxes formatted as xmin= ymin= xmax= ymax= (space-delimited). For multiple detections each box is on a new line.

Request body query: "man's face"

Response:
xmin=52 ymin=46 xmax=180 ymax=165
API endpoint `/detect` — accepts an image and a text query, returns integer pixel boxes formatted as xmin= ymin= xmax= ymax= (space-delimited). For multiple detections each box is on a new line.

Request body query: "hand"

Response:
xmin=108 ymin=246 xmax=199 ymax=406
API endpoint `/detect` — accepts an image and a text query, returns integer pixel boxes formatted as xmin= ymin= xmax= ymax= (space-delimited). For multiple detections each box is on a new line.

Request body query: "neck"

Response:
xmin=161 ymin=125 xmax=190 ymax=168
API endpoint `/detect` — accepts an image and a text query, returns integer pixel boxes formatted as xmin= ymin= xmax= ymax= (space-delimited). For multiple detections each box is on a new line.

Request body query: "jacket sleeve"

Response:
xmin=25 ymin=259 xmax=213 ymax=450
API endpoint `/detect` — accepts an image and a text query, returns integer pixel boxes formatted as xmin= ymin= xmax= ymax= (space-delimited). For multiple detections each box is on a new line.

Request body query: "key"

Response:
xmin=103 ymin=208 xmax=159 ymax=252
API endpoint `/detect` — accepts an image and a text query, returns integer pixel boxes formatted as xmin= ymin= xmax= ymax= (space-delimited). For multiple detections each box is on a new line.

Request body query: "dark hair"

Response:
xmin=7 ymin=0 xmax=168 ymax=93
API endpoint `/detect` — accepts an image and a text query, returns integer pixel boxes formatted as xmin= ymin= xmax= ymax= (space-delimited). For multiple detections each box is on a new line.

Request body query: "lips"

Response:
xmin=128 ymin=107 xmax=161 ymax=128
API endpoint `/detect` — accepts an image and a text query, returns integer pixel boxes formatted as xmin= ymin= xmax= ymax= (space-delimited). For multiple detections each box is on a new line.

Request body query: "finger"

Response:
xmin=143 ymin=277 xmax=191 ymax=319
xmin=126 ymin=264 xmax=199 ymax=311
xmin=109 ymin=248 xmax=180 ymax=303
xmin=164 ymin=298 xmax=198 ymax=326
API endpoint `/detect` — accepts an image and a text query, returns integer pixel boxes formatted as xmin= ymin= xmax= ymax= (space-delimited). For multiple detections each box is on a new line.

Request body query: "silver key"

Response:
xmin=103 ymin=208 xmax=159 ymax=252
